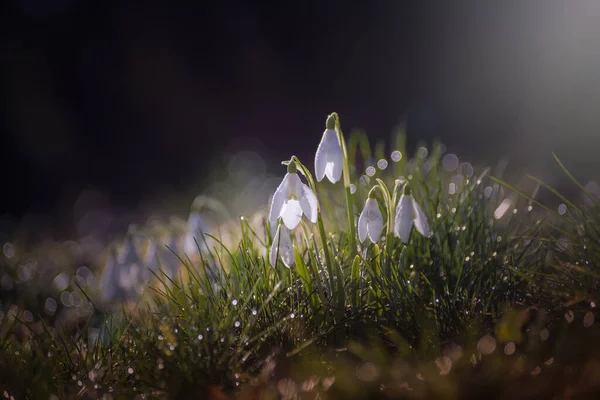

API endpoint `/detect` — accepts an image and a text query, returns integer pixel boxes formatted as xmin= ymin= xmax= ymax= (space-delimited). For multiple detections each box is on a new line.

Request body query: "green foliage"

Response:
xmin=2 ymin=127 xmax=600 ymax=398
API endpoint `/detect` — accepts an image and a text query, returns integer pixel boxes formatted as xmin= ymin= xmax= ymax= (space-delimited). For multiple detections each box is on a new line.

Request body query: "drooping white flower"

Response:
xmin=394 ymin=186 xmax=431 ymax=243
xmin=184 ymin=209 xmax=210 ymax=255
xmin=100 ymin=246 xmax=119 ymax=301
xmin=144 ymin=237 xmax=160 ymax=277
xmin=269 ymin=223 xmax=295 ymax=268
xmin=358 ymin=197 xmax=383 ymax=244
xmin=117 ymin=230 xmax=143 ymax=293
xmin=160 ymin=233 xmax=182 ymax=280
xmin=315 ymin=114 xmax=343 ymax=183
xmin=268 ymin=162 xmax=318 ymax=230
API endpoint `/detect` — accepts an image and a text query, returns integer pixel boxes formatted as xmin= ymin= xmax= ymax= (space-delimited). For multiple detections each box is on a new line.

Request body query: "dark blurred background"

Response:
xmin=2 ymin=0 xmax=600 ymax=235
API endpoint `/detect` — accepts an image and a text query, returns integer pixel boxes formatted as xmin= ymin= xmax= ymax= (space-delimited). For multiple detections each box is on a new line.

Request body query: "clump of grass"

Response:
xmin=1 ymin=114 xmax=600 ymax=399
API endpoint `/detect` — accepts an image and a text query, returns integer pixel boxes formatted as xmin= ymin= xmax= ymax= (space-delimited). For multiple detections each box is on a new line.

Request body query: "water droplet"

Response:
xmin=232 ymin=299 xmax=238 ymax=306
xmin=391 ymin=151 xmax=402 ymax=162
xmin=366 ymin=166 xmax=376 ymax=177
xmin=377 ymin=159 xmax=388 ymax=170
xmin=45 ymin=298 xmax=57 ymax=315
xmin=477 ymin=335 xmax=496 ymax=355
xmin=60 ymin=291 xmax=72 ymax=307
xmin=197 ymin=334 xmax=204 ymax=340
xmin=565 ymin=310 xmax=574 ymax=323
xmin=2 ymin=243 xmax=15 ymax=259
xmin=290 ymin=313 xmax=296 ymax=319
xmin=350 ymin=184 xmax=357 ymax=194
xmin=494 ymin=199 xmax=512 ymax=219
xmin=449 ymin=183 xmax=456 ymax=195
xmin=558 ymin=203 xmax=567 ymax=215
xmin=442 ymin=154 xmax=459 ymax=171
xmin=251 ymin=308 xmax=257 ymax=316
xmin=457 ymin=162 xmax=474 ymax=177
xmin=234 ymin=321 xmax=241 ymax=328
xmin=127 ymin=367 xmax=134 ymax=374
xmin=504 ymin=342 xmax=516 ymax=355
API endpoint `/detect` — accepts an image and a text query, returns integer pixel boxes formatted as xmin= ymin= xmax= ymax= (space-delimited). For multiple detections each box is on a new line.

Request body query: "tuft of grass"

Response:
xmin=2 ymin=122 xmax=600 ymax=398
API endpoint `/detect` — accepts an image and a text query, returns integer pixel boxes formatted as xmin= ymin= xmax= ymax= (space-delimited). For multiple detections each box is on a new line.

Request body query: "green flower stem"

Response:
xmin=288 ymin=156 xmax=336 ymax=297
xmin=331 ymin=112 xmax=357 ymax=258
xmin=375 ymin=178 xmax=397 ymax=279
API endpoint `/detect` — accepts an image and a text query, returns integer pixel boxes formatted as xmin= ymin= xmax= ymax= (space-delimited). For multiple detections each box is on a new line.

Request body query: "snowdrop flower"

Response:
xmin=358 ymin=192 xmax=384 ymax=244
xmin=269 ymin=223 xmax=295 ymax=268
xmin=100 ymin=246 xmax=119 ymax=301
xmin=315 ymin=114 xmax=343 ymax=183
xmin=394 ymin=185 xmax=432 ymax=243
xmin=161 ymin=233 xmax=182 ymax=280
xmin=144 ymin=237 xmax=160 ymax=276
xmin=269 ymin=161 xmax=318 ymax=230
xmin=184 ymin=209 xmax=210 ymax=255
xmin=117 ymin=230 xmax=143 ymax=294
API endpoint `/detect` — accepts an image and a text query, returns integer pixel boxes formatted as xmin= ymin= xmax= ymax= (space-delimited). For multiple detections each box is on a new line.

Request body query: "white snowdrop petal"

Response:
xmin=357 ymin=204 xmax=369 ymax=243
xmin=323 ymin=129 xmax=343 ymax=183
xmin=184 ymin=235 xmax=198 ymax=255
xmin=280 ymin=199 xmax=303 ymax=230
xmin=187 ymin=211 xmax=208 ymax=234
xmin=185 ymin=211 xmax=208 ymax=254
xmin=280 ymin=239 xmax=295 ymax=268
xmin=286 ymin=173 xmax=302 ymax=197
xmin=412 ymin=198 xmax=431 ymax=238
xmin=315 ymin=130 xmax=335 ymax=182
xmin=270 ymin=225 xmax=295 ymax=268
xmin=268 ymin=174 xmax=289 ymax=222
xmin=269 ymin=225 xmax=282 ymax=267
xmin=394 ymin=194 xmax=414 ymax=243
xmin=299 ymin=183 xmax=319 ymax=223
xmin=366 ymin=199 xmax=384 ymax=243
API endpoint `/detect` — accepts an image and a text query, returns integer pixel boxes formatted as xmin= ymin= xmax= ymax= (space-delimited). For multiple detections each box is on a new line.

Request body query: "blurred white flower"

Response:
xmin=269 ymin=223 xmax=294 ymax=268
xmin=394 ymin=188 xmax=431 ymax=243
xmin=144 ymin=237 xmax=160 ymax=277
xmin=184 ymin=210 xmax=210 ymax=255
xmin=117 ymin=231 xmax=143 ymax=293
xmin=358 ymin=197 xmax=383 ymax=243
xmin=160 ymin=233 xmax=182 ymax=280
xmin=269 ymin=165 xmax=318 ymax=230
xmin=100 ymin=246 xmax=118 ymax=301
xmin=315 ymin=115 xmax=343 ymax=183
